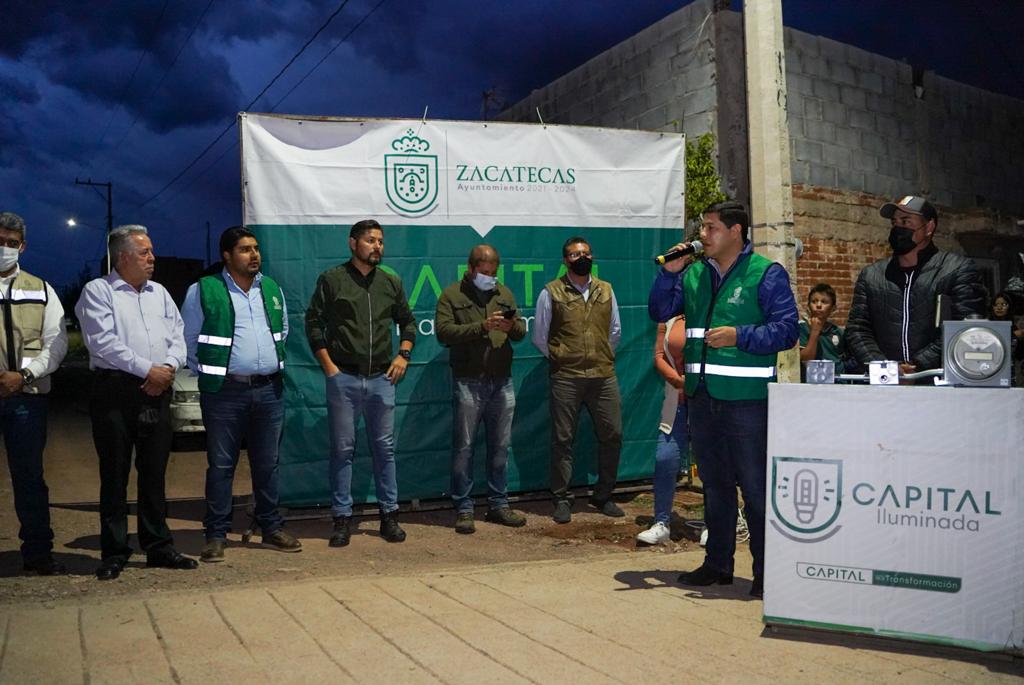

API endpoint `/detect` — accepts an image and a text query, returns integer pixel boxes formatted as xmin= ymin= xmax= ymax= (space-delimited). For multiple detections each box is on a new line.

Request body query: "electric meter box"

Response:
xmin=942 ymin=320 xmax=1012 ymax=387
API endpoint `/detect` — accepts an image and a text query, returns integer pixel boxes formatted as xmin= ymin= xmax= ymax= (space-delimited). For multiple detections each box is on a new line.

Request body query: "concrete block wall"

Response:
xmin=923 ymin=75 xmax=1024 ymax=212
xmin=785 ymin=31 xmax=917 ymax=203
xmin=500 ymin=0 xmax=720 ymax=143
xmin=785 ymin=29 xmax=1024 ymax=216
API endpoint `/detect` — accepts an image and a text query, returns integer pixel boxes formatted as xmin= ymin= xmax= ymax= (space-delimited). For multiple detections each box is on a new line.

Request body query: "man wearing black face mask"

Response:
xmin=846 ymin=195 xmax=985 ymax=380
xmin=532 ymin=237 xmax=623 ymax=523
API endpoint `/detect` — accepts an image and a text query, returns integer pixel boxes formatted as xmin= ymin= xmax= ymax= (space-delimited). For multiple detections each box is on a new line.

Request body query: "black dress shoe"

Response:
xmin=23 ymin=556 xmax=68 ymax=576
xmin=146 ymin=550 xmax=199 ymax=570
xmin=677 ymin=564 xmax=734 ymax=586
xmin=96 ymin=558 xmax=126 ymax=581
xmin=750 ymin=577 xmax=764 ymax=599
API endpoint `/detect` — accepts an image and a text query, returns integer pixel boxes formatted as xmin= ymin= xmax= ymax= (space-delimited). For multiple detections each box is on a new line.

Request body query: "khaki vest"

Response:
xmin=0 ymin=270 xmax=51 ymax=394
xmin=545 ymin=275 xmax=616 ymax=378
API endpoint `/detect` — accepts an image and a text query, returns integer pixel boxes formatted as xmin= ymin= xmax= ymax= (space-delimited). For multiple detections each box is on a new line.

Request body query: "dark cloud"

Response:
xmin=0 ymin=73 xmax=40 ymax=105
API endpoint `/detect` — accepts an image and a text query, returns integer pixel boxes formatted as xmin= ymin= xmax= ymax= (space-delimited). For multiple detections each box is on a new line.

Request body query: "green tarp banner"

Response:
xmin=241 ymin=114 xmax=685 ymax=508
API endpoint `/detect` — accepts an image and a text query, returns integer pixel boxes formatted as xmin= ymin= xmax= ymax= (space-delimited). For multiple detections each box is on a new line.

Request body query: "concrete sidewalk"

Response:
xmin=1 ymin=550 xmax=1018 ymax=685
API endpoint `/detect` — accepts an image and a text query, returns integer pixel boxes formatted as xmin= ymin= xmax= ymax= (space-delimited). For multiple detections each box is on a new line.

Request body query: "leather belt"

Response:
xmin=225 ymin=372 xmax=281 ymax=386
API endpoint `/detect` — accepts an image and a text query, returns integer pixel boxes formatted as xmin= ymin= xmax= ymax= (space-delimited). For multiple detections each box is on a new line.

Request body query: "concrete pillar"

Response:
xmin=743 ymin=0 xmax=799 ymax=382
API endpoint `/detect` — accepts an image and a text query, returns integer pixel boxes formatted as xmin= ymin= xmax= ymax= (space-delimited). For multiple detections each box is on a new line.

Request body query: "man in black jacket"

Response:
xmin=846 ymin=196 xmax=985 ymax=379
xmin=305 ymin=219 xmax=416 ymax=547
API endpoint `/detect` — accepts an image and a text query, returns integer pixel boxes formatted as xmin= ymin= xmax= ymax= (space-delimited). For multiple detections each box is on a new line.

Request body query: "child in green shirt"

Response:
xmin=799 ymin=283 xmax=846 ymax=381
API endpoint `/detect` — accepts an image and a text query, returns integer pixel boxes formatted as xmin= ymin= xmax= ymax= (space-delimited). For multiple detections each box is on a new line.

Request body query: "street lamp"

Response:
xmin=66 ymin=217 xmax=111 ymax=275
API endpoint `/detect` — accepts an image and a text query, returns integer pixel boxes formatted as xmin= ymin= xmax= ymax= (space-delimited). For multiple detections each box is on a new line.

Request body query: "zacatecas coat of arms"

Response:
xmin=384 ymin=129 xmax=438 ymax=215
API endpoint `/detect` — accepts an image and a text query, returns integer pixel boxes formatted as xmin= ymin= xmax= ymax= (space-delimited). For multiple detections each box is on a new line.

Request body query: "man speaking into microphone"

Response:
xmin=648 ymin=201 xmax=798 ymax=599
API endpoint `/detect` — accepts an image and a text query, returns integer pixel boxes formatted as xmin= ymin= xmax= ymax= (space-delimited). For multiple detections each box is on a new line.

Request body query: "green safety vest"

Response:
xmin=196 ymin=274 xmax=286 ymax=392
xmin=683 ymin=253 xmax=777 ymax=400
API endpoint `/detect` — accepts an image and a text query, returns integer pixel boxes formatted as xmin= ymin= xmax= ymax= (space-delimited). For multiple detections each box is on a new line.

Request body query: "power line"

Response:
xmin=269 ymin=0 xmax=388 ymax=111
xmin=137 ymin=0 xmax=352 ymax=208
xmin=108 ymin=0 xmax=217 ymax=156
xmin=89 ymin=0 xmax=171 ymax=161
xmin=152 ymin=0 xmax=390 ymax=209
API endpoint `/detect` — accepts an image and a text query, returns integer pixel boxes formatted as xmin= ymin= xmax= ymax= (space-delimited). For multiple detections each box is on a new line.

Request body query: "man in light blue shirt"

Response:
xmin=76 ymin=224 xmax=197 ymax=580
xmin=182 ymin=226 xmax=300 ymax=562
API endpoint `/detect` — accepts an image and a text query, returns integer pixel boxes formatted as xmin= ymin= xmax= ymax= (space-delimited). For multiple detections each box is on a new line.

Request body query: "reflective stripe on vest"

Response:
xmin=197 ymin=363 xmax=228 ymax=376
xmin=686 ymin=328 xmax=705 ymax=338
xmin=9 ymin=289 xmax=47 ymax=301
xmin=684 ymin=362 xmax=776 ymax=378
xmin=197 ymin=334 xmax=232 ymax=346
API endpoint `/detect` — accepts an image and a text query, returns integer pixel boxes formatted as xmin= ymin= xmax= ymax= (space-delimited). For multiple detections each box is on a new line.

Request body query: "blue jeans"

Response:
xmin=0 ymin=393 xmax=54 ymax=561
xmin=200 ymin=377 xmax=284 ymax=540
xmin=653 ymin=404 xmax=689 ymax=525
xmin=326 ymin=372 xmax=398 ymax=517
xmin=688 ymin=387 xmax=767 ymax=580
xmin=451 ymin=377 xmax=515 ymax=513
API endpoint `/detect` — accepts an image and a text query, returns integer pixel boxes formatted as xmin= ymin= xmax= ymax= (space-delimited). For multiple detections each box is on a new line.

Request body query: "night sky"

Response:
xmin=3 ymin=0 xmax=1022 ymax=288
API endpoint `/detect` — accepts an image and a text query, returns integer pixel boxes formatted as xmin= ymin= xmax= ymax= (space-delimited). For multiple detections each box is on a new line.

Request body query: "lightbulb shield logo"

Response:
xmin=770 ymin=457 xmax=843 ymax=543
xmin=384 ymin=129 xmax=439 ymax=216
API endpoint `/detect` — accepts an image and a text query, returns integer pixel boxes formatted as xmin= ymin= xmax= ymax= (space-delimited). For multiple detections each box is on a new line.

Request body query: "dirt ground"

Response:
xmin=0 ymin=398 xmax=712 ymax=604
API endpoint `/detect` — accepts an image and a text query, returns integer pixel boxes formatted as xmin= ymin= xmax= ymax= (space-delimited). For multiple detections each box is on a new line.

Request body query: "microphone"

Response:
xmin=654 ymin=241 xmax=703 ymax=265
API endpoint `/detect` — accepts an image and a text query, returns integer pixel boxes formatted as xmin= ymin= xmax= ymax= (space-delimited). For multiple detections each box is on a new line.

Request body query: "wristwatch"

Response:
xmin=398 ymin=349 xmax=411 ymax=361
xmin=20 ymin=368 xmax=35 ymax=385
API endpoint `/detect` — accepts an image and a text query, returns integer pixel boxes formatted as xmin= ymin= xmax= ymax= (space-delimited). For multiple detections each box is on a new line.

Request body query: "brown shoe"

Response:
xmin=262 ymin=529 xmax=302 ymax=553
xmin=484 ymin=507 xmax=526 ymax=527
xmin=454 ymin=512 xmax=476 ymax=534
xmin=200 ymin=539 xmax=227 ymax=563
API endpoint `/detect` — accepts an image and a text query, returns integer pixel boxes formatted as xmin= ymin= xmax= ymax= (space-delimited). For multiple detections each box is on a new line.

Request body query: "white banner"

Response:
xmin=241 ymin=113 xmax=685 ymax=235
xmin=765 ymin=384 xmax=1024 ymax=653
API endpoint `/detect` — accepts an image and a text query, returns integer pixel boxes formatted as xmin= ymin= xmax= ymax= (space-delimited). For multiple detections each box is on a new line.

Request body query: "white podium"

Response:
xmin=764 ymin=384 xmax=1024 ymax=653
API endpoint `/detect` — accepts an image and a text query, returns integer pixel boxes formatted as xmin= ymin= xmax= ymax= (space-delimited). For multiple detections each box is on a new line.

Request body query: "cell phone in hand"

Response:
xmin=502 ymin=309 xmax=517 ymax=319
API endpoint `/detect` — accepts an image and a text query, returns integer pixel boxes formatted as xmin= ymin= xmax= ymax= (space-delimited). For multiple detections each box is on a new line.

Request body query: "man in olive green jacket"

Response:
xmin=436 ymin=245 xmax=527 ymax=534
xmin=532 ymin=236 xmax=623 ymax=524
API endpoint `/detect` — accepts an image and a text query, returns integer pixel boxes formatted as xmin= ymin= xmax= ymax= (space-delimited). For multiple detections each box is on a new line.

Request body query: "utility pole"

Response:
xmin=743 ymin=0 xmax=799 ymax=383
xmin=74 ymin=178 xmax=114 ymax=274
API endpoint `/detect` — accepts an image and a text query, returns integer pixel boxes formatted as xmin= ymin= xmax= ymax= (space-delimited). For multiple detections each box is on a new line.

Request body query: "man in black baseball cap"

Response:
xmin=846 ymin=195 xmax=985 ymax=381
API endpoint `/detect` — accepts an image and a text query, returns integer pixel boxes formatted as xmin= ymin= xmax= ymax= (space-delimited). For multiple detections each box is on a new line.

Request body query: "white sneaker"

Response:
xmin=636 ymin=521 xmax=670 ymax=545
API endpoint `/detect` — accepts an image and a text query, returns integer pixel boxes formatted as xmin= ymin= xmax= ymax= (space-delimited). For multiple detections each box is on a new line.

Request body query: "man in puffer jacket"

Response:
xmin=846 ymin=195 xmax=985 ymax=379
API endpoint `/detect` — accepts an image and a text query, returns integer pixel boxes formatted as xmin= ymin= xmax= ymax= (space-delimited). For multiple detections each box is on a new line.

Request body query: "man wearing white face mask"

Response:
xmin=0 ymin=212 xmax=69 ymax=576
xmin=436 ymin=244 xmax=527 ymax=534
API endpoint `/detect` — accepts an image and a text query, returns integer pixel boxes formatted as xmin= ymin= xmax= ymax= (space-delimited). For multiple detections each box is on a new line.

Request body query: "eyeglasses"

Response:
xmin=567 ymin=250 xmax=592 ymax=260
xmin=0 ymin=238 xmax=22 ymax=249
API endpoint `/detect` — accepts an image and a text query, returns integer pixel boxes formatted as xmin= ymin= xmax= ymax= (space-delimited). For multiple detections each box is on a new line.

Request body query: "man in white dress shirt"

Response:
xmin=76 ymin=225 xmax=198 ymax=580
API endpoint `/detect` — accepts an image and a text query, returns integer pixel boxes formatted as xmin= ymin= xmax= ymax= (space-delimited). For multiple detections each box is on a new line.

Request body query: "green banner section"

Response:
xmin=253 ymin=224 xmax=680 ymax=508
xmin=871 ymin=570 xmax=962 ymax=593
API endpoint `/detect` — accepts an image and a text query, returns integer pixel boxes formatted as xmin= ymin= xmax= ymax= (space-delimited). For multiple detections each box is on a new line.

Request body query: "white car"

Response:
xmin=170 ymin=367 xmax=204 ymax=434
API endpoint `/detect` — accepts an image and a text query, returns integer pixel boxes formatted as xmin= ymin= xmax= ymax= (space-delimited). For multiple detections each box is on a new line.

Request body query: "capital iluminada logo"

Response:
xmin=770 ymin=457 xmax=843 ymax=543
xmin=384 ymin=129 xmax=438 ymax=216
